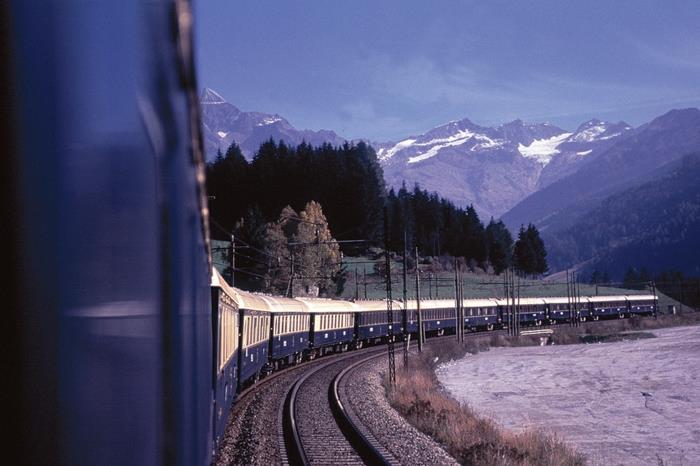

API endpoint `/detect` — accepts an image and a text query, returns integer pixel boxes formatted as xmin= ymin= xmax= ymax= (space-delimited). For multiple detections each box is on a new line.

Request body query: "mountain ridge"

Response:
xmin=200 ymin=88 xmax=347 ymax=160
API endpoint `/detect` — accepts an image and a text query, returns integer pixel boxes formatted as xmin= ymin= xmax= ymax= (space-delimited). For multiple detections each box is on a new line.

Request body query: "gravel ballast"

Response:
xmin=342 ymin=356 xmax=459 ymax=466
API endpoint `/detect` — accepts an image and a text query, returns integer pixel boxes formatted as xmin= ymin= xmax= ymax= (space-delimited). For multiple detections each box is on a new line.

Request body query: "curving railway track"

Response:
xmin=282 ymin=350 xmax=396 ymax=466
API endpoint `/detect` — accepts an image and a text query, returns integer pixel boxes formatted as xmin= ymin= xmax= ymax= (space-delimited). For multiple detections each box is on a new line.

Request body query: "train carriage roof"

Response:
xmin=211 ymin=268 xmax=306 ymax=313
xmin=403 ymin=299 xmax=456 ymax=310
xmin=493 ymin=297 xmax=546 ymax=306
xmin=542 ymin=296 xmax=583 ymax=304
xmin=625 ymin=294 xmax=658 ymax=302
xmin=462 ymin=298 xmax=500 ymax=308
xmin=587 ymin=295 xmax=629 ymax=303
xmin=353 ymin=299 xmax=404 ymax=312
xmin=294 ymin=297 xmax=359 ymax=313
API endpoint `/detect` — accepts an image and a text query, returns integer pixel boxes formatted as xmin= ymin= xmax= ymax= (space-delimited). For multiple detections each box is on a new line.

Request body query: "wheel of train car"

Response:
xmin=487 ymin=324 xmax=494 ymax=331
xmin=355 ymin=340 xmax=363 ymax=350
xmin=581 ymin=316 xmax=587 ymax=322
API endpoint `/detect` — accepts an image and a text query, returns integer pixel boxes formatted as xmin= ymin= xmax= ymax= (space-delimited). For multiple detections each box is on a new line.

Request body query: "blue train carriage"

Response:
xmin=627 ymin=294 xmax=658 ymax=316
xmin=588 ymin=295 xmax=629 ymax=320
xmin=543 ymin=296 xmax=575 ymax=324
xmin=516 ymin=298 xmax=548 ymax=326
xmin=354 ymin=299 xmax=405 ymax=348
xmin=298 ymin=298 xmax=357 ymax=357
xmin=236 ymin=292 xmax=272 ymax=389
xmin=462 ymin=299 xmax=501 ymax=331
xmin=412 ymin=299 xmax=457 ymax=336
xmin=263 ymin=295 xmax=310 ymax=369
xmin=210 ymin=269 xmax=241 ymax=451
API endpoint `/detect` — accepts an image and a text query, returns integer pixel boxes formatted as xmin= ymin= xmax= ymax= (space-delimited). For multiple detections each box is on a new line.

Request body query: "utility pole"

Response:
xmin=355 ymin=267 xmax=359 ymax=300
xmin=230 ymin=233 xmax=236 ymax=287
xmin=651 ymin=280 xmax=658 ymax=319
xmin=428 ymin=273 xmax=433 ymax=299
xmin=576 ymin=273 xmax=582 ymax=327
xmin=383 ymin=208 xmax=396 ymax=385
xmin=402 ymin=230 xmax=409 ymax=367
xmin=287 ymin=248 xmax=295 ymax=298
xmin=363 ymin=269 xmax=367 ymax=299
xmin=454 ymin=258 xmax=460 ymax=342
xmin=415 ymin=246 xmax=423 ymax=352
xmin=516 ymin=274 xmax=521 ymax=337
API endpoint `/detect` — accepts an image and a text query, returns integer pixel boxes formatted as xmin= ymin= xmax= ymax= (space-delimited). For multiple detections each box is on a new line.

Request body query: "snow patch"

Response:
xmin=576 ymin=149 xmax=592 ymax=156
xmin=518 ymin=132 xmax=572 ymax=165
xmin=257 ymin=116 xmax=282 ymax=126
xmin=217 ymin=131 xmax=228 ymax=139
xmin=408 ymin=137 xmax=470 ymax=163
xmin=599 ymin=132 xmax=622 ymax=140
xmin=572 ymin=124 xmax=606 ymax=142
xmin=378 ymin=138 xmax=417 ymax=161
xmin=470 ymin=134 xmax=504 ymax=151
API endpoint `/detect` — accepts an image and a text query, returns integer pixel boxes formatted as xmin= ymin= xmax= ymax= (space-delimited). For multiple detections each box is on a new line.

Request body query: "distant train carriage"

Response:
xmin=210 ymin=270 xmax=240 ymax=451
xmin=589 ymin=296 xmax=629 ymax=320
xmin=544 ymin=297 xmax=576 ymax=324
xmin=409 ymin=300 xmax=456 ymax=336
xmin=354 ymin=299 xmax=404 ymax=347
xmin=627 ymin=295 xmax=658 ymax=316
xmin=264 ymin=296 xmax=310 ymax=369
xmin=462 ymin=299 xmax=501 ymax=331
xmin=515 ymin=298 xmax=547 ymax=327
xmin=298 ymin=298 xmax=357 ymax=357
xmin=238 ymin=299 xmax=271 ymax=389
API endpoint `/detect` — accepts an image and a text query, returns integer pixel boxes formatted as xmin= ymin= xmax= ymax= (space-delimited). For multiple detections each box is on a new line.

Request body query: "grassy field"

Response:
xmin=340 ymin=255 xmax=665 ymax=302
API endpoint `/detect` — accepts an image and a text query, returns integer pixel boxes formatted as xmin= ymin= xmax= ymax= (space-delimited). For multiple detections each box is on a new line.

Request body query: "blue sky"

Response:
xmin=195 ymin=0 xmax=700 ymax=141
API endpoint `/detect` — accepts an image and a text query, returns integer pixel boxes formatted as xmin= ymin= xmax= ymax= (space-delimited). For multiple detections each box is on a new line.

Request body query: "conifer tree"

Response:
xmin=485 ymin=219 xmax=513 ymax=275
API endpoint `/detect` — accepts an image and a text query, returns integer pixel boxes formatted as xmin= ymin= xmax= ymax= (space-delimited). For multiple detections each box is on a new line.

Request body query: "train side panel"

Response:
xmin=6 ymin=1 xmax=213 ymax=465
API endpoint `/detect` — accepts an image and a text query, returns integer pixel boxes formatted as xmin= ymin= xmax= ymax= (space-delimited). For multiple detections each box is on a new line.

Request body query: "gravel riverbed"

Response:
xmin=437 ymin=325 xmax=700 ymax=465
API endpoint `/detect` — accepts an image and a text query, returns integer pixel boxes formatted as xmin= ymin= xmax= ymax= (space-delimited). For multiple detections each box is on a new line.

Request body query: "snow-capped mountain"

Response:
xmin=378 ymin=117 xmax=631 ymax=219
xmin=200 ymin=88 xmax=346 ymax=160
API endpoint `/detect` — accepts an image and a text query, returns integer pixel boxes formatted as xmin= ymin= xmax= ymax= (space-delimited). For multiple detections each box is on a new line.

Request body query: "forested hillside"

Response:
xmin=547 ymin=152 xmax=700 ymax=278
xmin=206 ymin=139 xmax=547 ymax=292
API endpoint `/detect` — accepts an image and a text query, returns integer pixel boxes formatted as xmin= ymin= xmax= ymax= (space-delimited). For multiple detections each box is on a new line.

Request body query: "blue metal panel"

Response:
xmin=240 ymin=341 xmax=269 ymax=384
xmin=313 ymin=327 xmax=354 ymax=347
xmin=593 ymin=305 xmax=627 ymax=318
xmin=357 ymin=324 xmax=390 ymax=341
xmin=8 ymin=1 xmax=213 ymax=464
xmin=271 ymin=331 xmax=309 ymax=360
xmin=213 ymin=356 xmax=237 ymax=449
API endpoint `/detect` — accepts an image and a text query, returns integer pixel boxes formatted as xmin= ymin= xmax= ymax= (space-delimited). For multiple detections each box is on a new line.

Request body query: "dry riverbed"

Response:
xmin=437 ymin=325 xmax=700 ymax=465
